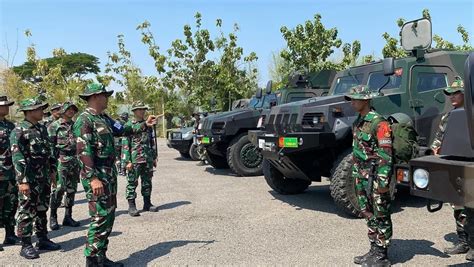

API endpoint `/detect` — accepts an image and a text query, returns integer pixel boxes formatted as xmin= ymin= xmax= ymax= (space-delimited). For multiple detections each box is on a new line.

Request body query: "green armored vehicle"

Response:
xmin=407 ymin=52 xmax=474 ymax=210
xmin=199 ymin=71 xmax=336 ymax=176
xmin=251 ymin=18 xmax=469 ymax=217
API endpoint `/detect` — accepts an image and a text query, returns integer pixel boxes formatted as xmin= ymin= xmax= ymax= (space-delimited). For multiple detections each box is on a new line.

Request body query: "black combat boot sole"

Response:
xmin=20 ymin=249 xmax=40 ymax=259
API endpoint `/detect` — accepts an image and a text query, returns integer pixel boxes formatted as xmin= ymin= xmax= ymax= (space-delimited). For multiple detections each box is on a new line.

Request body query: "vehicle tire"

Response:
xmin=263 ymin=159 xmax=310 ymax=194
xmin=207 ymin=152 xmax=229 ymax=169
xmin=179 ymin=151 xmax=191 ymax=158
xmin=329 ymin=150 xmax=362 ymax=218
xmin=227 ymin=134 xmax=263 ymax=176
xmin=189 ymin=144 xmax=200 ymax=161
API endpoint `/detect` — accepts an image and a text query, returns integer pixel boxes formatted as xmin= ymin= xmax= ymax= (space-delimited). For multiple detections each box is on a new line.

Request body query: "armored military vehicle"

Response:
xmin=407 ymin=52 xmax=473 ymax=210
xmin=251 ymin=18 xmax=469 ymax=217
xmin=199 ymin=71 xmax=336 ymax=176
xmin=167 ymin=126 xmax=198 ymax=159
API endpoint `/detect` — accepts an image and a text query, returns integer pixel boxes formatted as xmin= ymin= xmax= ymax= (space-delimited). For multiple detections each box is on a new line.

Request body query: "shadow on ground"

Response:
xmin=156 ymin=201 xmax=192 ymax=211
xmin=120 ymin=240 xmax=215 ymax=266
xmin=204 ymin=167 xmax=237 ymax=177
xmin=269 ymin=183 xmax=428 ymax=219
xmin=390 ymin=238 xmax=449 ymax=264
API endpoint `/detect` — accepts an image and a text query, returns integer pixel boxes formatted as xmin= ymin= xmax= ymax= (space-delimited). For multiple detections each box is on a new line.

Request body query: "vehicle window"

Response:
xmin=367 ymin=71 xmax=402 ymax=91
xmin=262 ymin=94 xmax=277 ymax=109
xmin=288 ymin=96 xmax=313 ymax=102
xmin=415 ymin=72 xmax=448 ymax=92
xmin=249 ymin=97 xmax=260 ymax=108
xmin=333 ymin=74 xmax=364 ymax=95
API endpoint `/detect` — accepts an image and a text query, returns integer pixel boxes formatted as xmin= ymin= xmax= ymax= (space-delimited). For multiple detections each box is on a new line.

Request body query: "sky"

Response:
xmin=1 ymin=0 xmax=473 ymax=90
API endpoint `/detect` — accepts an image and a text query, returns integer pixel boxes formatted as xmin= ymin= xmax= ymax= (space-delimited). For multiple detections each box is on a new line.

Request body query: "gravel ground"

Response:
xmin=0 ymin=139 xmax=472 ymax=266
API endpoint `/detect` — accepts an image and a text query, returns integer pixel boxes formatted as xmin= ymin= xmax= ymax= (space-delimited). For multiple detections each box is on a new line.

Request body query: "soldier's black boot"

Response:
xmin=143 ymin=196 xmax=159 ymax=212
xmin=49 ymin=208 xmax=60 ymax=230
xmin=63 ymin=207 xmax=80 ymax=227
xmin=3 ymin=225 xmax=21 ymax=245
xmin=362 ymin=246 xmax=391 ymax=267
xmin=444 ymin=231 xmax=469 ymax=254
xmin=86 ymin=256 xmax=104 ymax=267
xmin=0 ymin=243 xmax=3 ymax=251
xmin=20 ymin=237 xmax=39 ymax=259
xmin=128 ymin=199 xmax=140 ymax=217
xmin=354 ymin=242 xmax=377 ymax=264
xmin=36 ymin=235 xmax=61 ymax=251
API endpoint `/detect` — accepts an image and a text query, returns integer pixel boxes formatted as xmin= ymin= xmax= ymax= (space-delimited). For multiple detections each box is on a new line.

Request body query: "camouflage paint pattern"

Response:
xmin=121 ymin=120 xmax=156 ymax=199
xmin=48 ymin=119 xmax=79 ymax=209
xmin=0 ymin=118 xmax=17 ymax=229
xmin=352 ymin=110 xmax=393 ymax=248
xmin=10 ymin=120 xmax=55 ymax=238
xmin=73 ymin=107 xmax=117 ymax=257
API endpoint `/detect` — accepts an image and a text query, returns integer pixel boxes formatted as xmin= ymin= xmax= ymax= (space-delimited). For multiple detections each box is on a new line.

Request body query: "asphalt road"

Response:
xmin=0 ymin=139 xmax=472 ymax=266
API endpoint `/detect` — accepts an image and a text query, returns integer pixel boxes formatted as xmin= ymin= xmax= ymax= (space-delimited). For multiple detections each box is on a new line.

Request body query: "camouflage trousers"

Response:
xmin=16 ymin=180 xmax=51 ymax=238
xmin=50 ymin=161 xmax=79 ymax=209
xmin=465 ymin=208 xmax=474 ymax=247
xmin=355 ymin=176 xmax=393 ymax=248
xmin=126 ymin=163 xmax=152 ymax=199
xmin=197 ymin=144 xmax=207 ymax=161
xmin=82 ymin=177 xmax=117 ymax=257
xmin=0 ymin=179 xmax=18 ymax=229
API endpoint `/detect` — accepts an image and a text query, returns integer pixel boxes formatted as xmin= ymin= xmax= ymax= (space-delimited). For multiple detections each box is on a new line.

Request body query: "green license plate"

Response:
xmin=202 ymin=137 xmax=210 ymax=144
xmin=280 ymin=137 xmax=298 ymax=148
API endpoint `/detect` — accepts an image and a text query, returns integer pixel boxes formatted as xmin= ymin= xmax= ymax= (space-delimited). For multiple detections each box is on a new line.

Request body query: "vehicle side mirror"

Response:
xmin=256 ymin=87 xmax=263 ymax=99
xmin=400 ymin=18 xmax=432 ymax=51
xmin=265 ymin=80 xmax=273 ymax=94
xmin=465 ymin=52 xmax=474 ymax=150
xmin=383 ymin=58 xmax=395 ymax=76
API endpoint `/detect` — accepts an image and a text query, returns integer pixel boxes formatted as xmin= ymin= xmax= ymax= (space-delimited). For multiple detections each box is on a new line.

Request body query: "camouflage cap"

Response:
xmin=131 ymin=101 xmax=149 ymax=111
xmin=344 ymin=85 xmax=373 ymax=101
xmin=61 ymin=101 xmax=78 ymax=114
xmin=18 ymin=96 xmax=49 ymax=111
xmin=444 ymin=78 xmax=464 ymax=95
xmin=79 ymin=83 xmax=113 ymax=100
xmin=50 ymin=103 xmax=63 ymax=111
xmin=0 ymin=95 xmax=14 ymax=106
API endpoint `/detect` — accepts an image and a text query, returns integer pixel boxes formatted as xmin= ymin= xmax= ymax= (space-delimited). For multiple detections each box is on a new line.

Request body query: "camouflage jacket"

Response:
xmin=430 ymin=112 xmax=451 ymax=153
xmin=41 ymin=115 xmax=56 ymax=128
xmin=121 ymin=119 xmax=157 ymax=166
xmin=352 ymin=110 xmax=393 ymax=189
xmin=10 ymin=120 xmax=55 ymax=184
xmin=73 ymin=108 xmax=148 ymax=181
xmin=48 ymin=118 xmax=77 ymax=164
xmin=0 ymin=119 xmax=15 ymax=181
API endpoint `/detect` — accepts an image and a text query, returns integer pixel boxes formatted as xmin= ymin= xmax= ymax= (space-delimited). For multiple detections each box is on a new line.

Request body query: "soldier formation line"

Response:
xmin=0 ymin=79 xmax=473 ymax=267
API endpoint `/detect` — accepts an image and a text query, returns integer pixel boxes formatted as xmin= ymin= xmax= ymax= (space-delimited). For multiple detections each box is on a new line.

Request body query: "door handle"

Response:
xmin=409 ymin=99 xmax=424 ymax=108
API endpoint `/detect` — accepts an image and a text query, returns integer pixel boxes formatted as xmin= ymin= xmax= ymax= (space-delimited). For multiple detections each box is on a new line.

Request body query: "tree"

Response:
xmin=279 ymin=14 xmax=361 ymax=72
xmin=138 ymin=12 xmax=259 ymax=113
xmin=382 ymin=9 xmax=473 ymax=58
xmin=268 ymin=50 xmax=295 ymax=90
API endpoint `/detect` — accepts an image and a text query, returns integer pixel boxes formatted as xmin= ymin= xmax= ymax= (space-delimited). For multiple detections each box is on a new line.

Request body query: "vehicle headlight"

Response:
xmin=413 ymin=168 xmax=429 ymax=189
xmin=312 ymin=115 xmax=325 ymax=125
xmin=171 ymin=132 xmax=182 ymax=140
xmin=182 ymin=131 xmax=193 ymax=139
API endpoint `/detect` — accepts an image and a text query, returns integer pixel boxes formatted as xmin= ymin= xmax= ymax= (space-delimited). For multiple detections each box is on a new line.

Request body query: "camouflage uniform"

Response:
xmin=11 ymin=97 xmax=60 ymax=259
xmin=0 ymin=95 xmax=19 ymax=247
xmin=74 ymin=83 xmax=146 ymax=262
xmin=41 ymin=103 xmax=62 ymax=128
xmin=432 ymin=80 xmax=469 ymax=255
xmin=346 ymin=85 xmax=393 ymax=265
xmin=49 ymin=102 xmax=80 ymax=229
xmin=122 ymin=103 xmax=157 ymax=200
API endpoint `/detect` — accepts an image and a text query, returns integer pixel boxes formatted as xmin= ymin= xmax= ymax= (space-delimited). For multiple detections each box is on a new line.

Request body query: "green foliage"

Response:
xmin=13 ymin=52 xmax=100 ymax=80
xmin=279 ymin=14 xmax=360 ymax=72
xmin=382 ymin=9 xmax=472 ymax=58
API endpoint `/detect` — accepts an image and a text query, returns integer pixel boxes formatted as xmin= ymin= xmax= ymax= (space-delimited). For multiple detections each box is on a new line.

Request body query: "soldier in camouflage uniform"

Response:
xmin=41 ymin=103 xmax=62 ymax=128
xmin=122 ymin=101 xmax=158 ymax=217
xmin=48 ymin=102 xmax=81 ymax=231
xmin=0 ymin=95 xmax=20 ymax=251
xmin=10 ymin=97 xmax=61 ymax=259
xmin=74 ymin=83 xmax=156 ymax=266
xmin=345 ymin=85 xmax=393 ymax=266
xmin=115 ymin=113 xmax=129 ymax=176
xmin=429 ymin=79 xmax=470 ymax=256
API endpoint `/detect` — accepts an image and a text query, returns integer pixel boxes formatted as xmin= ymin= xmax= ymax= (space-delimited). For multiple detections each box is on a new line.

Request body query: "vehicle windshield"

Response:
xmin=367 ymin=71 xmax=402 ymax=91
xmin=333 ymin=74 xmax=364 ymax=95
